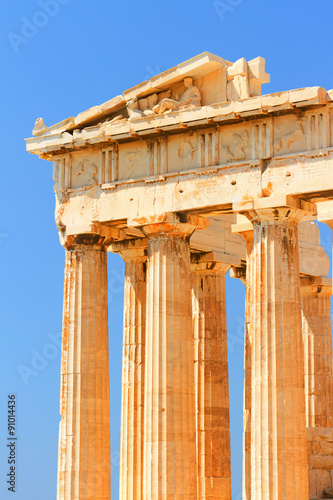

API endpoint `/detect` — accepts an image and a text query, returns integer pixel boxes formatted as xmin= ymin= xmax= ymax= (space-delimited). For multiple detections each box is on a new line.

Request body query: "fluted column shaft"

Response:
xmin=301 ymin=278 xmax=333 ymax=428
xmin=142 ymin=222 xmax=197 ymax=499
xmin=243 ymin=207 xmax=309 ymax=499
xmin=241 ymin=233 xmax=254 ymax=500
xmin=57 ymin=237 xmax=110 ymax=500
xmin=119 ymin=249 xmax=147 ymax=500
xmin=191 ymin=261 xmax=231 ymax=499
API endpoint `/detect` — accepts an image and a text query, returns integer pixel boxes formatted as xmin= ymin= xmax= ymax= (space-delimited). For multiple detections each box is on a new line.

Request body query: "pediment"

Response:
xmin=30 ymin=52 xmax=270 ymax=138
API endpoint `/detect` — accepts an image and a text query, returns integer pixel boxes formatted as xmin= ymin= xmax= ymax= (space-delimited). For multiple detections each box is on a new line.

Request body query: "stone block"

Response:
xmin=261 ymin=91 xmax=290 ymax=110
xmin=289 ymin=86 xmax=327 ymax=105
xmin=312 ymin=441 xmax=333 ymax=456
xmin=308 ymin=428 xmax=333 ymax=443
xmin=309 ymin=455 xmax=333 ymax=470
xmin=309 ymin=469 xmax=332 ymax=499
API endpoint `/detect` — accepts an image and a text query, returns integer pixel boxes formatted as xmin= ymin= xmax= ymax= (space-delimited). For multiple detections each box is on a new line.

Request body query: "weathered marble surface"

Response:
xmin=192 ymin=258 xmax=232 ymax=499
xmin=27 ymin=52 xmax=333 ymax=500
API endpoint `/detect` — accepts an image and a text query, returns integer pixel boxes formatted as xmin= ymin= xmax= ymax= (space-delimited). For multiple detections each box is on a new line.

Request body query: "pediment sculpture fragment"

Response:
xmin=33 ymin=117 xmax=47 ymax=136
xmin=126 ymin=77 xmax=201 ymax=119
xmin=227 ymin=58 xmax=250 ymax=101
xmin=127 ymin=94 xmax=159 ymax=119
xmin=152 ymin=77 xmax=201 ymax=114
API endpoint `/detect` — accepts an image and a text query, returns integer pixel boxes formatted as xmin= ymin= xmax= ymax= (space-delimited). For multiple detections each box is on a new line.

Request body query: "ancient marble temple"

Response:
xmin=26 ymin=52 xmax=333 ymax=499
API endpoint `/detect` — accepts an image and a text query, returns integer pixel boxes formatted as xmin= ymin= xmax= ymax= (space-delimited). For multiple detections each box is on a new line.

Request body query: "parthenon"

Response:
xmin=26 ymin=52 xmax=333 ymax=499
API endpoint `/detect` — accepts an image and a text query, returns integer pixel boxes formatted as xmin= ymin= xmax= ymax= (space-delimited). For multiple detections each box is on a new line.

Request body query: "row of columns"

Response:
xmin=56 ymin=203 xmax=333 ymax=499
xmin=116 ymin=218 xmax=232 ymax=499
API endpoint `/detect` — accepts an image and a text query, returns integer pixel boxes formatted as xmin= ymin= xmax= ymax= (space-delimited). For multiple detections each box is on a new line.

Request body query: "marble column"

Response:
xmin=230 ymin=233 xmax=255 ymax=500
xmin=301 ymin=277 xmax=333 ymax=428
xmin=240 ymin=232 xmax=254 ymax=500
xmin=57 ymin=234 xmax=111 ymax=500
xmin=306 ymin=210 xmax=333 ymax=500
xmin=234 ymin=201 xmax=311 ymax=499
xmin=140 ymin=216 xmax=202 ymax=499
xmin=118 ymin=243 xmax=147 ymax=500
xmin=191 ymin=256 xmax=232 ymax=499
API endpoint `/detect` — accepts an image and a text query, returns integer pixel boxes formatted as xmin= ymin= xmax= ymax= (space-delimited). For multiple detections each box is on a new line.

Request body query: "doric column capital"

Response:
xmin=233 ymin=194 xmax=316 ymax=225
xmin=109 ymin=237 xmax=148 ymax=262
xmin=60 ymin=223 xmax=125 ymax=250
xmin=300 ymin=276 xmax=332 ymax=297
xmin=191 ymin=251 xmax=231 ymax=275
xmin=128 ymin=212 xmax=208 ymax=239
xmin=229 ymin=265 xmax=247 ymax=285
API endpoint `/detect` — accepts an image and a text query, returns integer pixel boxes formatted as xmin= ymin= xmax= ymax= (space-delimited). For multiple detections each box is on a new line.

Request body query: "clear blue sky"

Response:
xmin=0 ymin=1 xmax=332 ymax=499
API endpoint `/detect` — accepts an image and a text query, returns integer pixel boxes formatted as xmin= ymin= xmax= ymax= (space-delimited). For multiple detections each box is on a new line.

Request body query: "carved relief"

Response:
xmin=153 ymin=77 xmax=201 ymax=114
xmin=178 ymin=139 xmax=197 ymax=160
xmin=198 ymin=131 xmax=219 ymax=167
xmin=118 ymin=142 xmax=147 ymax=180
xmin=166 ymin=134 xmax=198 ymax=172
xmin=251 ymin=119 xmax=273 ymax=159
xmin=100 ymin=146 xmax=119 ymax=184
xmin=127 ymin=94 xmax=158 ymax=119
xmin=221 ymin=130 xmax=250 ymax=162
xmin=156 ymin=90 xmax=172 ymax=102
xmin=126 ymin=78 xmax=202 ymax=119
xmin=127 ymin=98 xmax=145 ymax=119
xmin=71 ymin=160 xmax=98 ymax=190
xmin=274 ymin=118 xmax=306 ymax=154
xmin=306 ymin=110 xmax=330 ymax=150
xmin=122 ymin=152 xmax=143 ymax=179
xmin=138 ymin=93 xmax=159 ymax=113
xmin=147 ymin=137 xmax=167 ymax=176
xmin=125 ymin=153 xmax=139 ymax=171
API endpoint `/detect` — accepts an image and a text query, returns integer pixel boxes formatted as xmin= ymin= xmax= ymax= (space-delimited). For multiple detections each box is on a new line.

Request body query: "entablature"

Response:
xmin=27 ymin=52 xmax=333 ymax=233
xmin=27 ymin=86 xmax=329 ymax=159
